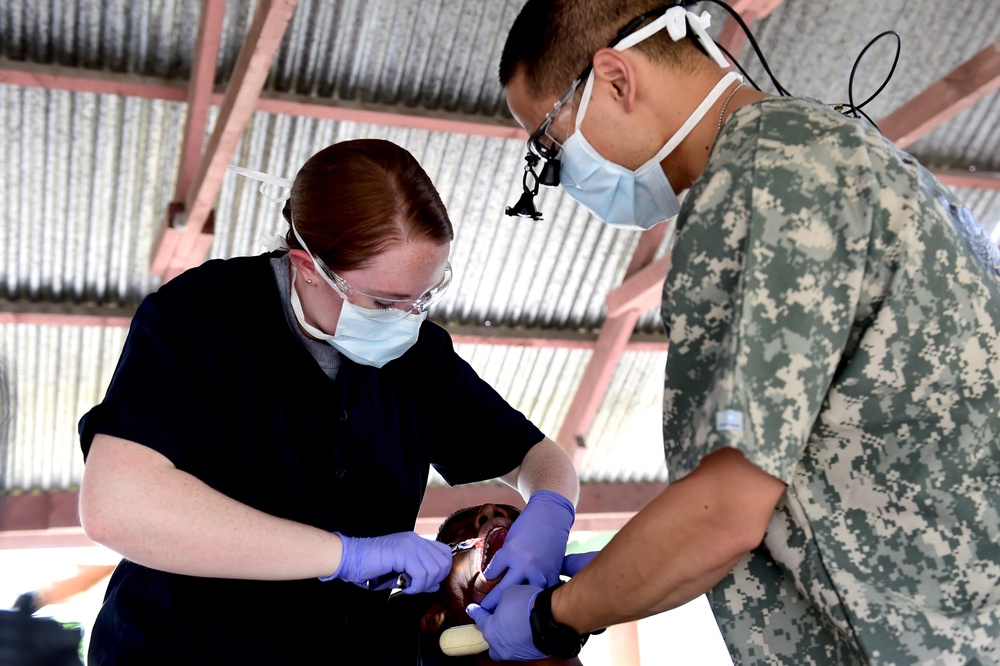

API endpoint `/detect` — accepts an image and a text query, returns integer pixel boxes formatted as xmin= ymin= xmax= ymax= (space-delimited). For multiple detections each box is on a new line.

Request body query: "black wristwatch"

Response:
xmin=529 ymin=582 xmax=589 ymax=659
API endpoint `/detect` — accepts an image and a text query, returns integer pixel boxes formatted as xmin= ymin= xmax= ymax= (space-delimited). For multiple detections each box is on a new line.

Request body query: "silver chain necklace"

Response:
xmin=717 ymin=82 xmax=746 ymax=131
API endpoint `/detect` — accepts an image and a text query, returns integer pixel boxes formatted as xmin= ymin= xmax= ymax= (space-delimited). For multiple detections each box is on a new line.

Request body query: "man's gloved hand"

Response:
xmin=561 ymin=550 xmax=599 ymax=577
xmin=466 ymin=584 xmax=547 ymax=662
xmin=321 ymin=531 xmax=452 ymax=595
xmin=481 ymin=490 xmax=574 ymax=610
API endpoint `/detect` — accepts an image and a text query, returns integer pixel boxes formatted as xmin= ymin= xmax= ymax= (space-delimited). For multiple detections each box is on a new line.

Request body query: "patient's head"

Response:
xmin=398 ymin=503 xmax=584 ymax=664
xmin=424 ymin=502 xmax=521 ymax=634
xmin=385 ymin=503 xmax=520 ymax=661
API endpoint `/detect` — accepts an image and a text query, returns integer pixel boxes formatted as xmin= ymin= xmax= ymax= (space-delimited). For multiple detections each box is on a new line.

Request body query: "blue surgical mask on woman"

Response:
xmin=288 ymin=223 xmax=425 ymax=368
xmin=557 ymin=6 xmax=741 ymax=230
xmin=288 ymin=265 xmax=425 ymax=368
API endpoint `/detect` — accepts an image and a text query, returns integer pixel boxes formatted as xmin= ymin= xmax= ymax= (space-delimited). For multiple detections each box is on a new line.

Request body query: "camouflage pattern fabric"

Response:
xmin=661 ymin=96 xmax=1000 ymax=665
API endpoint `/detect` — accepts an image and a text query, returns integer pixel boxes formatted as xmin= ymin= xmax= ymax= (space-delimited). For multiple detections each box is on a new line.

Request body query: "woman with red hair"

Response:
xmin=78 ymin=139 xmax=580 ymax=665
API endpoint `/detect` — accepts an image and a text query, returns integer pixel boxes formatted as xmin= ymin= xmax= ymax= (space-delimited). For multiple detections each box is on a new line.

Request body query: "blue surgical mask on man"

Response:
xmin=558 ymin=7 xmax=741 ymax=231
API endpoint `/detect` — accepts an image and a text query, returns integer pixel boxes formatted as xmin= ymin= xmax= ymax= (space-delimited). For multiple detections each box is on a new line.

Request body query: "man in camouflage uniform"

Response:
xmin=465 ymin=0 xmax=1000 ymax=664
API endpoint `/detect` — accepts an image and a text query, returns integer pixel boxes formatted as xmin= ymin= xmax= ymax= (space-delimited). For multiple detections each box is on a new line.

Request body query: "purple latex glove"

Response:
xmin=321 ymin=531 xmax=451 ymax=595
xmin=481 ymin=490 xmax=574 ymax=610
xmin=561 ymin=550 xmax=599 ymax=577
xmin=466 ymin=584 xmax=547 ymax=662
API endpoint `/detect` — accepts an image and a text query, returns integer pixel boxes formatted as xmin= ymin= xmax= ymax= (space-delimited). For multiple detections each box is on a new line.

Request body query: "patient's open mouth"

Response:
xmin=482 ymin=524 xmax=509 ymax=569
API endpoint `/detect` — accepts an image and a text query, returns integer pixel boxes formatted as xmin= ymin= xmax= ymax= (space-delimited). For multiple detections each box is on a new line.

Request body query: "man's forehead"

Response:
xmin=505 ymin=69 xmax=560 ymax=131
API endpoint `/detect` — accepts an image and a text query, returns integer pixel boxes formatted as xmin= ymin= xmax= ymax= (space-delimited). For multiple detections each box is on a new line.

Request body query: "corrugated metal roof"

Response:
xmin=2 ymin=0 xmax=999 ymax=497
xmin=0 ymin=324 xmax=124 ymax=492
xmin=0 ymin=86 xmax=182 ymax=303
xmin=736 ymin=0 xmax=1000 ymax=173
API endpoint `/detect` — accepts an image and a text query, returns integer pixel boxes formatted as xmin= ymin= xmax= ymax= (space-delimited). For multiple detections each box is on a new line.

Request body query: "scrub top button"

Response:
xmin=335 ymin=468 xmax=347 ymax=478
xmin=340 ymin=410 xmax=348 ymax=422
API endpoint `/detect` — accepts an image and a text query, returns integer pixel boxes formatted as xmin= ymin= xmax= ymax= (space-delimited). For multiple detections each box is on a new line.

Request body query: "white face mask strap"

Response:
xmin=575 ymin=6 xmax=732 ymax=135
xmin=574 ymin=72 xmax=597 ymax=132
xmin=288 ymin=264 xmax=335 ymax=340
xmin=649 ymin=70 xmax=743 ymax=164
xmin=226 ymin=165 xmax=295 ymax=203
xmin=615 ymin=6 xmax=730 ymax=70
xmin=288 ymin=217 xmax=342 ymax=294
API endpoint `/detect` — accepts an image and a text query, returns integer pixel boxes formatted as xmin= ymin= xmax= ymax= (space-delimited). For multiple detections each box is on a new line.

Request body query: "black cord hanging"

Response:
xmin=834 ymin=30 xmax=902 ymax=132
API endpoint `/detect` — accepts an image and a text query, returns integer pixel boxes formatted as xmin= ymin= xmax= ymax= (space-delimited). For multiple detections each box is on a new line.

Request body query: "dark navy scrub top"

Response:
xmin=78 ymin=253 xmax=543 ymax=665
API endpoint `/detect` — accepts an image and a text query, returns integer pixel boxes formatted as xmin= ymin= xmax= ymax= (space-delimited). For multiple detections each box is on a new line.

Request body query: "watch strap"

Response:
xmin=529 ymin=581 xmax=589 ymax=659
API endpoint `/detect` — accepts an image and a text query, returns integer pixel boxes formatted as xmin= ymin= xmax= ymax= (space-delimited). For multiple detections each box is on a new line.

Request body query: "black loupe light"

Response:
xmin=505 ymin=152 xmax=544 ymax=220
xmin=505 ymin=151 xmax=562 ymax=220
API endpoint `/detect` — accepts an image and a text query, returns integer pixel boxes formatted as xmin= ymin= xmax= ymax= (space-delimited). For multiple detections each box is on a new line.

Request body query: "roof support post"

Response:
xmin=556 ymin=225 xmax=670 ymax=465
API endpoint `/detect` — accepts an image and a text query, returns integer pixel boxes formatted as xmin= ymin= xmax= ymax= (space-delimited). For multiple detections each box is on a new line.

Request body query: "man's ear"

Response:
xmin=591 ymin=47 xmax=638 ymax=113
xmin=419 ymin=601 xmax=450 ymax=635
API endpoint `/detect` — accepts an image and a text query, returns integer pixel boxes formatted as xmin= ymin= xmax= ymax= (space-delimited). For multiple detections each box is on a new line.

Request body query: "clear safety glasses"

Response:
xmin=319 ymin=259 xmax=453 ymax=317
xmin=527 ymin=77 xmax=585 ymax=162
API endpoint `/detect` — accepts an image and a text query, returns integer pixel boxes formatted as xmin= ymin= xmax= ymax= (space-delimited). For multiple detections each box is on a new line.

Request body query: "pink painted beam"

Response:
xmin=609 ymin=622 xmax=641 ymax=666
xmin=0 ymin=302 xmax=134 ymax=327
xmin=623 ymin=223 xmax=668 ymax=280
xmin=555 ymin=227 xmax=674 ymax=462
xmin=174 ymin=0 xmax=227 ymax=203
xmin=6 ymin=53 xmax=986 ymax=192
xmin=717 ymin=0 xmax=784 ymax=61
xmin=556 ymin=312 xmax=643 ymax=463
xmin=934 ymin=168 xmax=1000 ymax=191
xmin=606 ymin=252 xmax=672 ymax=318
xmin=152 ymin=0 xmax=299 ymax=280
xmin=880 ymin=39 xmax=1000 ymax=149
xmin=248 ymin=91 xmax=526 ymax=141
xmin=0 ymin=62 xmax=525 ymax=141
xmin=0 ymin=60 xmax=187 ymax=100
xmin=0 ymin=492 xmax=81 ymax=531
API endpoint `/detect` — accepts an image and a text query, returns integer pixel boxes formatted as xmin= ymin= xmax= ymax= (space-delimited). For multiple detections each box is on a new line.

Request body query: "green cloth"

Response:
xmin=663 ymin=96 xmax=1000 ymax=665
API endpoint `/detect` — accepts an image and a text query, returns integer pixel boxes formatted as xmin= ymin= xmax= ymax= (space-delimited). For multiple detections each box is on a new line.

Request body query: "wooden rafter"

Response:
xmin=150 ymin=0 xmax=299 ymax=282
xmin=174 ymin=0 xmax=228 ymax=204
xmin=0 ymin=301 xmax=670 ymax=351
xmin=880 ymin=39 xmax=1000 ymax=149
xmin=0 ymin=60 xmax=525 ymax=140
xmin=716 ymin=0 xmax=785 ymax=61
xmin=0 ymin=43 xmax=1000 ymax=190
xmin=555 ymin=225 xmax=669 ymax=461
xmin=0 ymin=59 xmax=188 ymax=100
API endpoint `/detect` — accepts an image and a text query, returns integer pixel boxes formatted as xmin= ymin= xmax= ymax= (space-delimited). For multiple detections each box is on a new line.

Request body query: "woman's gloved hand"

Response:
xmin=480 ymin=490 xmax=574 ymax=610
xmin=321 ymin=531 xmax=452 ymax=595
xmin=466 ymin=584 xmax=547 ymax=662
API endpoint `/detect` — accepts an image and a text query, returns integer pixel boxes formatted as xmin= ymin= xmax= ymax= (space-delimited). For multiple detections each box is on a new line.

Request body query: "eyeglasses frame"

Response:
xmin=317 ymin=258 xmax=453 ymax=316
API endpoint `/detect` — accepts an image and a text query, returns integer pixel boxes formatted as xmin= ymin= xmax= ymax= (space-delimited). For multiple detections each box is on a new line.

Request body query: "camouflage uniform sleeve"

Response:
xmin=662 ymin=103 xmax=875 ymax=483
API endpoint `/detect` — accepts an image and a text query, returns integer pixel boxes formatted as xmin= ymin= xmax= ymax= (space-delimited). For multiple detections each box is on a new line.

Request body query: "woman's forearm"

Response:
xmin=80 ymin=434 xmax=343 ymax=580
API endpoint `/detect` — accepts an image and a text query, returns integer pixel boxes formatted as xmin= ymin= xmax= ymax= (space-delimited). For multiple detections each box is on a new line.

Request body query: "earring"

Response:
xmin=306 ymin=278 xmax=312 ymax=284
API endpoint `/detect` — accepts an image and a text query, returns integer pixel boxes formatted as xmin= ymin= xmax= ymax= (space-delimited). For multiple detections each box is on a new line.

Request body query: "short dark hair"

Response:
xmin=282 ymin=139 xmax=453 ymax=272
xmin=499 ymin=0 xmax=704 ymax=100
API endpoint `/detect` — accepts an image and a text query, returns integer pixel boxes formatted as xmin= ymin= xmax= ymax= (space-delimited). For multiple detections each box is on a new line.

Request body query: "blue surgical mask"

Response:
xmin=560 ymin=70 xmax=743 ymax=231
xmin=289 ymin=264 xmax=425 ymax=368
